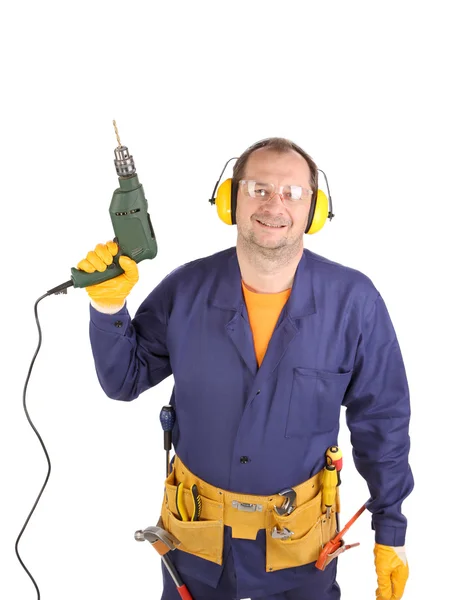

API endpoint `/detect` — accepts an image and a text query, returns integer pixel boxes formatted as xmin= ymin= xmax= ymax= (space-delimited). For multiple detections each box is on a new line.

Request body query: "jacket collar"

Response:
xmin=211 ymin=247 xmax=316 ymax=319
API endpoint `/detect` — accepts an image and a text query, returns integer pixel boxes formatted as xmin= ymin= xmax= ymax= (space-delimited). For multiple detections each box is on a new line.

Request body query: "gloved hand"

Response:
xmin=77 ymin=241 xmax=139 ymax=313
xmin=374 ymin=543 xmax=409 ymax=599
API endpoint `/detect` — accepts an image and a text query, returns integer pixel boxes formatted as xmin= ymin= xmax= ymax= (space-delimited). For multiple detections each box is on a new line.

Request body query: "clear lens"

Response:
xmin=240 ymin=180 xmax=309 ymax=202
xmin=244 ymin=181 xmax=274 ymax=199
xmin=282 ymin=185 xmax=301 ymax=201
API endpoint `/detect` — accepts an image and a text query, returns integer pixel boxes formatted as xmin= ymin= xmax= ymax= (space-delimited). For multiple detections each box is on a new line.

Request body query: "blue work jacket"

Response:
xmin=89 ymin=247 xmax=413 ymax=598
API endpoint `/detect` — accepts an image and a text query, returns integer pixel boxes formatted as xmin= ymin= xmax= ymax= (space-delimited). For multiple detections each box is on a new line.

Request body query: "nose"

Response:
xmin=264 ymin=190 xmax=284 ymax=207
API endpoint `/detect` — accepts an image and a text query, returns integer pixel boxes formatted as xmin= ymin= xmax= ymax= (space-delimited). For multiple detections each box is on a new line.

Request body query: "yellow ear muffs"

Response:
xmin=215 ymin=178 xmax=235 ymax=225
xmin=211 ymin=167 xmax=334 ymax=231
xmin=305 ymin=189 xmax=329 ymax=234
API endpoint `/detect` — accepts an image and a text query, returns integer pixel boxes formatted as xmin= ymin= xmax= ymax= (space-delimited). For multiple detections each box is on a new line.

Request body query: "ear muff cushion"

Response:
xmin=231 ymin=179 xmax=237 ymax=225
xmin=215 ymin=178 xmax=233 ymax=225
xmin=306 ymin=189 xmax=329 ymax=234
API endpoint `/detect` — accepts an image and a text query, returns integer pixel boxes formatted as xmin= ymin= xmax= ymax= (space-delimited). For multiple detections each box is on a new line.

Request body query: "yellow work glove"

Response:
xmin=374 ymin=543 xmax=409 ymax=599
xmin=77 ymin=241 xmax=139 ymax=313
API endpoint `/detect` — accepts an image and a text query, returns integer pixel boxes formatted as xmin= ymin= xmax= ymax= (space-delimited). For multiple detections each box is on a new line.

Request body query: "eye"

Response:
xmin=253 ymin=183 xmax=272 ymax=197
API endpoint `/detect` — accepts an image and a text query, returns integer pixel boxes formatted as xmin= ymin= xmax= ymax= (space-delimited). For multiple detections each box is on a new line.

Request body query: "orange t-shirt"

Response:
xmin=241 ymin=281 xmax=291 ymax=367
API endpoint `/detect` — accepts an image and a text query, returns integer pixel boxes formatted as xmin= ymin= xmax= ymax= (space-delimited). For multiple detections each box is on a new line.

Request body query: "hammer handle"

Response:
xmin=162 ymin=555 xmax=193 ymax=599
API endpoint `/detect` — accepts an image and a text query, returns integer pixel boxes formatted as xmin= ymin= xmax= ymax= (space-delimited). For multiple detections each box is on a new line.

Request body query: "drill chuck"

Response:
xmin=114 ymin=145 xmax=136 ymax=177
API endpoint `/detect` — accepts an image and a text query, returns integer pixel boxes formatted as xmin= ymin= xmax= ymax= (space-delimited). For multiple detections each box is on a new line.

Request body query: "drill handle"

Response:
xmin=70 ymin=248 xmax=125 ymax=289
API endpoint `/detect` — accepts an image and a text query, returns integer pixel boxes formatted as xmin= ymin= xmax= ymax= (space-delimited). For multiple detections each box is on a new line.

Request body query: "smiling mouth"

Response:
xmin=255 ymin=219 xmax=287 ymax=228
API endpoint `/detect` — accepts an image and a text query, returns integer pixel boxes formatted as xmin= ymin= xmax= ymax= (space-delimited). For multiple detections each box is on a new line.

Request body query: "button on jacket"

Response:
xmin=89 ymin=247 xmax=414 ymax=598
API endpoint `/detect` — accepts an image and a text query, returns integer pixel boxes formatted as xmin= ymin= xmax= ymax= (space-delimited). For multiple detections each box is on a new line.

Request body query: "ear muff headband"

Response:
xmin=210 ymin=161 xmax=335 ymax=233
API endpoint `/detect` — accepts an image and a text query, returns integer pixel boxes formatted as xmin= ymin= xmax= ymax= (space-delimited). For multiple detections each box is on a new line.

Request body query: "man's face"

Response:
xmin=235 ymin=148 xmax=312 ymax=255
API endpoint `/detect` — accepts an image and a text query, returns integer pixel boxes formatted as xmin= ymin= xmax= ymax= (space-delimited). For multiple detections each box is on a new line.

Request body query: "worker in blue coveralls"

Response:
xmin=77 ymin=138 xmax=413 ymax=599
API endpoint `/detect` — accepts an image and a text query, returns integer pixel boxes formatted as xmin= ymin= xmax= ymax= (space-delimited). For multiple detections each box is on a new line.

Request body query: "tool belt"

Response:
xmin=160 ymin=455 xmax=339 ymax=573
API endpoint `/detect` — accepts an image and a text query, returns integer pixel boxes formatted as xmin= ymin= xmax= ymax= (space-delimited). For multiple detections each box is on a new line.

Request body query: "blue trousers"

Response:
xmin=161 ymin=548 xmax=340 ymax=600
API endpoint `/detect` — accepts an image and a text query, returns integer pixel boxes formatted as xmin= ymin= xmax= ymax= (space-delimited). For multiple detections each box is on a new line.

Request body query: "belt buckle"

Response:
xmin=232 ymin=500 xmax=263 ymax=512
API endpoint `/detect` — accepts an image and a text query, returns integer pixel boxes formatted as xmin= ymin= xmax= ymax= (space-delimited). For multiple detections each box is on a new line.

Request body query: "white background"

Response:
xmin=1 ymin=1 xmax=447 ymax=599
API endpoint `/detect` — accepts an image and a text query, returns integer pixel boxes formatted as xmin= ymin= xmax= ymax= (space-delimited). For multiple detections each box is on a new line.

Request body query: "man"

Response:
xmin=78 ymin=138 xmax=413 ymax=599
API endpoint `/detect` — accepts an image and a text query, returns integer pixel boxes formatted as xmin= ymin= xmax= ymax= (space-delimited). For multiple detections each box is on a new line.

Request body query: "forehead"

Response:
xmin=243 ymin=148 xmax=311 ymax=184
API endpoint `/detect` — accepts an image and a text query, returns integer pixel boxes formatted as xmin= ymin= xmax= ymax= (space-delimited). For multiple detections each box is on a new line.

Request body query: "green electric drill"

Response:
xmin=17 ymin=125 xmax=158 ymax=598
xmin=48 ymin=121 xmax=157 ymax=294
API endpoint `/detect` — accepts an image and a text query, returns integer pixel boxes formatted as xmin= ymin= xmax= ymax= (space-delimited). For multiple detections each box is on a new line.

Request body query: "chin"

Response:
xmin=253 ymin=236 xmax=289 ymax=251
xmin=256 ymin=233 xmax=304 ymax=254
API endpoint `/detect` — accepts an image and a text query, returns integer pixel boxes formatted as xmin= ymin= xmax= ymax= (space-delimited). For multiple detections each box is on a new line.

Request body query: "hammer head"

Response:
xmin=134 ymin=525 xmax=180 ymax=550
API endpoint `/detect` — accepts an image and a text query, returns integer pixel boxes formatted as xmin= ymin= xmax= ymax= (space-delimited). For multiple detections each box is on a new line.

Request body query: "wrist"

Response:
xmin=90 ymin=299 xmax=126 ymax=314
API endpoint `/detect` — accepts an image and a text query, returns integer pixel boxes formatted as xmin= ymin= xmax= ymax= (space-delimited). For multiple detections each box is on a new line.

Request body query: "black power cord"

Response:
xmin=16 ymin=280 xmax=73 ymax=599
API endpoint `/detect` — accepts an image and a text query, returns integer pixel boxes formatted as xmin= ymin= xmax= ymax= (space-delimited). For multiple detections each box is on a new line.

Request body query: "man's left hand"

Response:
xmin=374 ymin=543 xmax=409 ymax=599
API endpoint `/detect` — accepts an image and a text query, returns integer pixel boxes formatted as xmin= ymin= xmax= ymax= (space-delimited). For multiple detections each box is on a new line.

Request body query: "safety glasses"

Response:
xmin=239 ymin=180 xmax=313 ymax=204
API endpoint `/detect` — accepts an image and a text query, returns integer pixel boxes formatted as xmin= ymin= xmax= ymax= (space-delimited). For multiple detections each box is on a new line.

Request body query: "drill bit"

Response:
xmin=112 ymin=120 xmax=136 ymax=177
xmin=113 ymin=119 xmax=122 ymax=147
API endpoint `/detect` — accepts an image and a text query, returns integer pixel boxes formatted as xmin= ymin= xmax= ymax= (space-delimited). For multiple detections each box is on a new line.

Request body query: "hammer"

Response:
xmin=135 ymin=525 xmax=193 ymax=599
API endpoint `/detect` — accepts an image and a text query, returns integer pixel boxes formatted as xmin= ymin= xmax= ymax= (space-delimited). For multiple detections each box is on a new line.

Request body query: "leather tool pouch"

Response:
xmin=160 ymin=466 xmax=225 ymax=565
xmin=265 ymin=489 xmax=338 ymax=572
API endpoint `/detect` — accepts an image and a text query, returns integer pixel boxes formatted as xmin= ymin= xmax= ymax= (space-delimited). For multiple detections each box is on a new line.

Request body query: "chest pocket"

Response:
xmin=285 ymin=367 xmax=353 ymax=438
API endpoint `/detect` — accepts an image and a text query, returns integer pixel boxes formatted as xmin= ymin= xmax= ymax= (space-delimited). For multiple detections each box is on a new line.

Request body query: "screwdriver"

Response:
xmin=160 ymin=406 xmax=176 ymax=477
xmin=326 ymin=446 xmax=343 ymax=485
xmin=322 ymin=464 xmax=338 ymax=518
xmin=326 ymin=445 xmax=343 ymax=530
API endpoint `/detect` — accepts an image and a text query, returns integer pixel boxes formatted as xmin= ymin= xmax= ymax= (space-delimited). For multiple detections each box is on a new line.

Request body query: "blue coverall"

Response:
xmin=89 ymin=247 xmax=414 ymax=599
